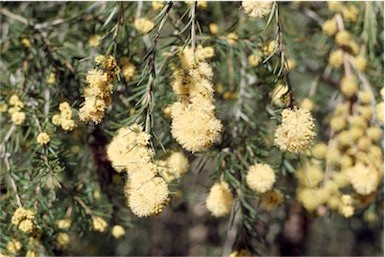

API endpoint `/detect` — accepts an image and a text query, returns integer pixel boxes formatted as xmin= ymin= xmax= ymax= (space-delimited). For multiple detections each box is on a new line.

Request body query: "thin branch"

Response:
xmin=144 ymin=2 xmax=174 ymax=133
xmin=74 ymin=196 xmax=93 ymax=215
xmin=190 ymin=2 xmax=197 ymax=53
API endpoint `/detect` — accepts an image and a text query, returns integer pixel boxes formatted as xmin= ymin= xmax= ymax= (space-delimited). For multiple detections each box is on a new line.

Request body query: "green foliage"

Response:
xmin=0 ymin=1 xmax=383 ymax=256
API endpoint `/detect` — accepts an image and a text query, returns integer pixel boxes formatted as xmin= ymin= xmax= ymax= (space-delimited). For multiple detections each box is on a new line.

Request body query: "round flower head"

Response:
xmin=348 ymin=163 xmax=380 ymax=195
xmin=274 ymin=107 xmax=316 ymax=153
xmin=206 ymin=181 xmax=234 ymax=217
xmin=134 ymin=18 xmax=154 ymax=34
xmin=171 ymin=96 xmax=223 ymax=153
xmin=246 ymin=163 xmax=276 ymax=193
xmin=56 ymin=232 xmax=70 ymax=247
xmin=37 ymin=132 xmax=50 ymax=145
xmin=312 ymin=142 xmax=328 ymax=159
xmin=242 ymin=1 xmax=273 ymax=18
xmin=128 ymin=177 xmax=169 ymax=217
xmin=329 ymin=49 xmax=344 ymax=68
xmin=11 ymin=207 xmax=27 ymax=225
xmin=112 ymin=225 xmax=125 ymax=239
xmin=18 ymin=219 xmax=34 ymax=234
xmin=12 ymin=111 xmax=26 ymax=125
xmin=56 ymin=218 xmax=71 ymax=230
xmin=322 ymin=19 xmax=337 ymax=36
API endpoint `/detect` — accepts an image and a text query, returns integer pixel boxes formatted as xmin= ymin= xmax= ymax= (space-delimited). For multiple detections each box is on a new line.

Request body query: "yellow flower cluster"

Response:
xmin=327 ymin=13 xmax=363 ymax=69
xmin=300 ymin=98 xmax=314 ymax=111
xmin=274 ymin=107 xmax=316 ymax=153
xmin=8 ymin=94 xmax=25 ymax=125
xmin=56 ymin=218 xmax=71 ymax=229
xmin=92 ymin=216 xmax=108 ymax=232
xmin=107 ymin=124 xmax=169 ymax=217
xmin=328 ymin=49 xmax=344 ymax=68
xmin=246 ymin=163 xmax=276 ymax=193
xmin=248 ymin=51 xmax=262 ymax=67
xmin=134 ymin=18 xmax=155 ymax=34
xmin=52 ymin=101 xmax=75 ymax=131
xmin=263 ymin=40 xmax=276 ymax=56
xmin=296 ymin=89 xmax=383 ymax=215
xmin=170 ymin=47 xmax=222 ymax=153
xmin=152 ymin=1 xmax=165 ymax=11
xmin=209 ymin=23 xmax=219 ymax=35
xmin=106 ymin=124 xmax=152 ymax=173
xmin=37 ymin=132 xmax=50 ymax=145
xmin=206 ymin=181 xmax=234 ymax=217
xmin=322 ymin=19 xmax=337 ymax=36
xmin=111 ymin=225 xmax=125 ymax=239
xmin=340 ymin=76 xmax=358 ymax=98
xmin=328 ymin=2 xmax=359 ymax=22
xmin=6 ymin=239 xmax=22 ymax=255
xmin=56 ymin=232 xmax=70 ymax=247
xmin=157 ymin=151 xmax=189 ymax=182
xmin=11 ymin=207 xmax=36 ymax=234
xmin=242 ymin=1 xmax=273 ymax=18
xmin=88 ymin=34 xmax=101 ymax=47
xmin=79 ymin=55 xmax=120 ymax=124
xmin=120 ymin=57 xmax=136 ymax=82
xmin=48 ymin=72 xmax=55 ymax=85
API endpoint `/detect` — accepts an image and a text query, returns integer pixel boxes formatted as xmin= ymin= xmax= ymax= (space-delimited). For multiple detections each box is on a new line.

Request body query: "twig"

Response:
xmin=144 ymin=2 xmax=174 ymax=133
xmin=190 ymin=2 xmax=197 ymax=53
xmin=2 ymin=149 xmax=23 ymax=208
xmin=0 ymin=8 xmax=28 ymax=24
xmin=0 ymin=124 xmax=16 ymax=153
xmin=74 ymin=196 xmax=93 ymax=215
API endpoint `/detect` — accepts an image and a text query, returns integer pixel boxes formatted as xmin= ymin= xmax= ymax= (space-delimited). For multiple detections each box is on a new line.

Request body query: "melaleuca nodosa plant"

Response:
xmin=0 ymin=1 xmax=383 ymax=256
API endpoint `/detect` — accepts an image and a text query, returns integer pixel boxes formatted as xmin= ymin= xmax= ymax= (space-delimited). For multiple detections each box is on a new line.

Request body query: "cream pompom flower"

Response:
xmin=348 ymin=163 xmax=380 ymax=195
xmin=111 ymin=225 xmax=125 ymax=239
xmin=246 ymin=163 xmax=276 ymax=193
xmin=242 ymin=1 xmax=273 ymax=18
xmin=171 ymin=96 xmax=223 ymax=153
xmin=37 ymin=132 xmax=50 ymax=145
xmin=274 ymin=107 xmax=316 ymax=153
xmin=206 ymin=181 xmax=234 ymax=217
xmin=128 ymin=176 xmax=169 ymax=218
xmin=134 ymin=18 xmax=155 ymax=34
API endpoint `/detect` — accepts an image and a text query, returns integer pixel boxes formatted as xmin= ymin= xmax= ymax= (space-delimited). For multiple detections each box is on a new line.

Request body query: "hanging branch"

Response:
xmin=143 ymin=2 xmax=174 ymax=133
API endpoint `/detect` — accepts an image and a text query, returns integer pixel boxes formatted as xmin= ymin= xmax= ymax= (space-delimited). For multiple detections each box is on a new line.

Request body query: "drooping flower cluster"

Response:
xmin=206 ymin=181 xmax=234 ymax=217
xmin=52 ymin=101 xmax=76 ymax=131
xmin=274 ymin=107 xmax=316 ymax=153
xmin=79 ymin=55 xmax=120 ymax=124
xmin=170 ymin=46 xmax=223 ymax=153
xmin=8 ymin=94 xmax=25 ymax=125
xmin=242 ymin=1 xmax=273 ymax=18
xmin=295 ymin=89 xmax=383 ymax=217
xmin=107 ymin=124 xmax=169 ymax=217
xmin=11 ymin=207 xmax=36 ymax=234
